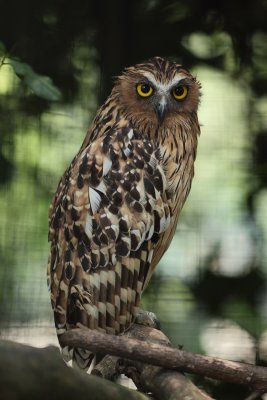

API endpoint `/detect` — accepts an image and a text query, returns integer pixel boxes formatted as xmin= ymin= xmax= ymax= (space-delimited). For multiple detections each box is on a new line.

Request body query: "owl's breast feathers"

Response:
xmin=48 ymin=111 xmax=198 ymax=368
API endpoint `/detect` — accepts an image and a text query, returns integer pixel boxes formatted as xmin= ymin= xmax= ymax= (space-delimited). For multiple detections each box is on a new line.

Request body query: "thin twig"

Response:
xmin=0 ymin=43 xmax=18 ymax=70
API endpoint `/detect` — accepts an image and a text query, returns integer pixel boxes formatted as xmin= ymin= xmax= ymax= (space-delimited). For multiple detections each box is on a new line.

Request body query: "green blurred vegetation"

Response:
xmin=1 ymin=1 xmax=267 ymax=398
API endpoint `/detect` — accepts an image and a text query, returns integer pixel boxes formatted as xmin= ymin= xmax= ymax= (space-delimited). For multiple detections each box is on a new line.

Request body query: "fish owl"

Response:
xmin=48 ymin=56 xmax=201 ymax=369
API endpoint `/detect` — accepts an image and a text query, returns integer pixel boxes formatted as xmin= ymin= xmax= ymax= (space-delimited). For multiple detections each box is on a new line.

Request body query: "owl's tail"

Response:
xmin=53 ymin=243 xmax=154 ymax=371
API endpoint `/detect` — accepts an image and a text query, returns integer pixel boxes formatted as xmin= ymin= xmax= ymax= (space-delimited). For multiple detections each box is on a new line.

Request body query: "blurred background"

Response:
xmin=0 ymin=0 xmax=267 ymax=398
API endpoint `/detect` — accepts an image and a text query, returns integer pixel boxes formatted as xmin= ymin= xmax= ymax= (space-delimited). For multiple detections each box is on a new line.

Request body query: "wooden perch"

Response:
xmin=92 ymin=324 xmax=213 ymax=400
xmin=60 ymin=324 xmax=267 ymax=393
xmin=118 ymin=360 xmax=213 ymax=400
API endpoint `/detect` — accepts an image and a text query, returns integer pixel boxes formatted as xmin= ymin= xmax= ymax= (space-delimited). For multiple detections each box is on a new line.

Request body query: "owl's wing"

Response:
xmin=48 ymin=124 xmax=171 ymax=367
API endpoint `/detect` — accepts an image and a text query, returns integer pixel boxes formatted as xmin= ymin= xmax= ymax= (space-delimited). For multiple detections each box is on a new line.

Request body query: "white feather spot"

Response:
xmin=149 ymin=156 xmax=157 ymax=169
xmin=147 ymin=250 xmax=153 ymax=263
xmin=141 ymin=231 xmax=146 ymax=243
xmin=166 ymin=212 xmax=171 ymax=225
xmin=131 ymin=229 xmax=144 ymax=250
xmin=74 ymin=190 xmax=83 ymax=198
xmin=123 ymin=146 xmax=131 ymax=158
xmin=98 ymin=302 xmax=107 ymax=314
xmin=127 ymin=128 xmax=133 ymax=139
xmin=103 ymin=157 xmax=112 ymax=176
xmin=155 ymin=189 xmax=160 ymax=200
xmin=88 ymin=186 xmax=102 ymax=214
xmin=120 ymin=288 xmax=127 ymax=303
xmin=115 ymin=297 xmax=120 ymax=315
xmin=91 ymin=305 xmax=99 ymax=320
xmin=111 ymin=224 xmax=119 ymax=240
xmin=159 ymin=216 xmax=166 ymax=233
xmin=84 ymin=303 xmax=96 ymax=317
xmin=159 ymin=213 xmax=171 ymax=233
xmin=147 ymin=223 xmax=155 ymax=240
xmin=85 ymin=215 xmax=93 ymax=238
xmin=107 ymin=270 xmax=115 ymax=287
xmin=95 ymin=180 xmax=106 ymax=195
xmin=111 ymin=253 xmax=117 ymax=265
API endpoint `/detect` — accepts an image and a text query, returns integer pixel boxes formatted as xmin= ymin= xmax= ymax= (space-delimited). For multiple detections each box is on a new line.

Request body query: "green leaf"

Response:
xmin=25 ymin=74 xmax=62 ymax=101
xmin=10 ymin=59 xmax=33 ymax=78
xmin=10 ymin=59 xmax=62 ymax=101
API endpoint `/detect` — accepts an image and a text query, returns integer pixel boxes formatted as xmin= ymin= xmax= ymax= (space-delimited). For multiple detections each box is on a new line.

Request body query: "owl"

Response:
xmin=48 ymin=57 xmax=201 ymax=369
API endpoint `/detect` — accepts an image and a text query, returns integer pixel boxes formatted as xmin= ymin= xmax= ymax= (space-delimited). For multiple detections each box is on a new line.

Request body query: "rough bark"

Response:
xmin=60 ymin=325 xmax=267 ymax=392
xmin=92 ymin=323 xmax=213 ymax=400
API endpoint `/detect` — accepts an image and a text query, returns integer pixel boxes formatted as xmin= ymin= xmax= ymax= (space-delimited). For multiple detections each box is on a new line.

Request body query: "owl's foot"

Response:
xmin=135 ymin=309 xmax=161 ymax=330
xmin=92 ymin=310 xmax=161 ymax=381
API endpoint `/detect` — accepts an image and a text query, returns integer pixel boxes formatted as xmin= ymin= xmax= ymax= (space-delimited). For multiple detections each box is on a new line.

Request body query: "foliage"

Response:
xmin=10 ymin=59 xmax=62 ymax=101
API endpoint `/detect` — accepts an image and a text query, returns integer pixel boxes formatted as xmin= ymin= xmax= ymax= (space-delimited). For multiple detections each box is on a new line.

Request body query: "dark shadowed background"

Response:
xmin=0 ymin=1 xmax=267 ymax=398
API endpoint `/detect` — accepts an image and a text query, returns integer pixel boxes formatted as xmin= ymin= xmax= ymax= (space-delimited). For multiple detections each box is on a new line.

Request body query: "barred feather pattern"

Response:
xmin=48 ymin=57 xmax=201 ymax=369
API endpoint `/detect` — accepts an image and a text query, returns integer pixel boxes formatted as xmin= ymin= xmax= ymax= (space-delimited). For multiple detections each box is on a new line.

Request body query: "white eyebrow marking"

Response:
xmin=143 ymin=72 xmax=187 ymax=92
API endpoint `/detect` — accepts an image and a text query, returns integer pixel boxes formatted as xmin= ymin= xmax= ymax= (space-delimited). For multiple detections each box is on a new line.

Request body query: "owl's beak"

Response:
xmin=155 ymin=97 xmax=167 ymax=123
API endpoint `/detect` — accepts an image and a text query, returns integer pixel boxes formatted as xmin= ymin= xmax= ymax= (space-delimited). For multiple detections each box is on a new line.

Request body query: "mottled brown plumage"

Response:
xmin=48 ymin=57 xmax=201 ymax=369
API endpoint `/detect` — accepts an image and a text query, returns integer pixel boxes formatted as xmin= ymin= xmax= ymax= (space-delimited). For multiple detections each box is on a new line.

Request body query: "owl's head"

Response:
xmin=114 ymin=57 xmax=201 ymax=129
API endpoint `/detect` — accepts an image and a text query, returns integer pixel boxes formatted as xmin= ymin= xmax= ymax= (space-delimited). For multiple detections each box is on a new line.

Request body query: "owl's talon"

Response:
xmin=135 ymin=309 xmax=161 ymax=330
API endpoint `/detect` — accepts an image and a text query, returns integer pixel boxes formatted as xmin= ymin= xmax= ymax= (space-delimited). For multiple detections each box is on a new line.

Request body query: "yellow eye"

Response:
xmin=172 ymin=85 xmax=188 ymax=100
xmin=136 ymin=83 xmax=153 ymax=97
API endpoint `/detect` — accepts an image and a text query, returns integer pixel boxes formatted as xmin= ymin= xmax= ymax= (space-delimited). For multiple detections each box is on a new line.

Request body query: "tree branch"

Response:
xmin=60 ymin=325 xmax=267 ymax=392
xmin=91 ymin=323 xmax=213 ymax=400
xmin=119 ymin=359 xmax=213 ymax=400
